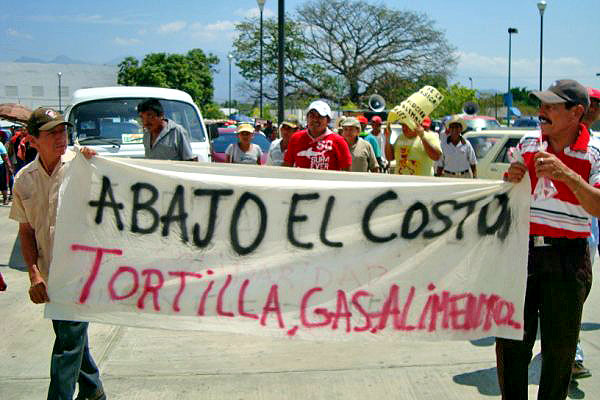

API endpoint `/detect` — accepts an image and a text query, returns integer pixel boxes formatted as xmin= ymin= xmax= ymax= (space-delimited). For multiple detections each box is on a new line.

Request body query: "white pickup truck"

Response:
xmin=65 ymin=86 xmax=210 ymax=161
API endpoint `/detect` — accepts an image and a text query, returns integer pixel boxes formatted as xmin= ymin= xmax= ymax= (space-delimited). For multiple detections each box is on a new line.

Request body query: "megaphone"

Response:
xmin=462 ymin=101 xmax=479 ymax=115
xmin=368 ymin=94 xmax=386 ymax=112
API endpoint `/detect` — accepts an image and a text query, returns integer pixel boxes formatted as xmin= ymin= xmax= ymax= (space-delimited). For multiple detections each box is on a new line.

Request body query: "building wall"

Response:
xmin=0 ymin=62 xmax=117 ymax=111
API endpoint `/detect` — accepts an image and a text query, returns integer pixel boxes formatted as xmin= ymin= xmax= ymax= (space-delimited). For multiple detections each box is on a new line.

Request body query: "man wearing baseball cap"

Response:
xmin=499 ymin=79 xmax=600 ymax=399
xmin=283 ymin=100 xmax=351 ymax=171
xmin=341 ymin=117 xmax=379 ymax=173
xmin=370 ymin=116 xmax=387 ymax=172
xmin=10 ymin=108 xmax=105 ymax=400
xmin=572 ymin=86 xmax=600 ymax=381
xmin=267 ymin=119 xmax=298 ymax=166
xmin=356 ymin=115 xmax=382 ymax=168
xmin=583 ymin=87 xmax=600 ymax=132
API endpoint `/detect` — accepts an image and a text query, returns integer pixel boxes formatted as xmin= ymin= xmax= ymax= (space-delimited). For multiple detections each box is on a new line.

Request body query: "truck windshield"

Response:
xmin=68 ymin=98 xmax=206 ymax=145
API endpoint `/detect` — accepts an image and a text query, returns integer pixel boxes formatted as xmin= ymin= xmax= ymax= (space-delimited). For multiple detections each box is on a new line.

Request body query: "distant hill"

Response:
xmin=13 ymin=55 xmax=87 ymax=64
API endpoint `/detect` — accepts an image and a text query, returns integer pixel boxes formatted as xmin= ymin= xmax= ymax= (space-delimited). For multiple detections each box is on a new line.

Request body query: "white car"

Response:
xmin=65 ymin=86 xmax=210 ymax=161
xmin=464 ymin=130 xmax=526 ymax=180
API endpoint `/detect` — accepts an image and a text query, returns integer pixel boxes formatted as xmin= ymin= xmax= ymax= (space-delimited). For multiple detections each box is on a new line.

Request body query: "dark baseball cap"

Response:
xmin=530 ymin=79 xmax=590 ymax=111
xmin=28 ymin=107 xmax=72 ymax=136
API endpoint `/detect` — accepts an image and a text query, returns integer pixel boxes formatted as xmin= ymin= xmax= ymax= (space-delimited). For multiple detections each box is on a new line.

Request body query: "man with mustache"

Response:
xmin=499 ymin=80 xmax=600 ymax=399
xmin=9 ymin=108 xmax=105 ymax=400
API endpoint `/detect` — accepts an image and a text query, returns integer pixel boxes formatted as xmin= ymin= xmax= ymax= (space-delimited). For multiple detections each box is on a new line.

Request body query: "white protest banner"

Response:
xmin=45 ymin=154 xmax=530 ymax=341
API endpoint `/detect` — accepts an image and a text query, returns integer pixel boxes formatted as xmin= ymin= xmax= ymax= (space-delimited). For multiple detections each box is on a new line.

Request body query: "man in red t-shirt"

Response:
xmin=283 ymin=100 xmax=351 ymax=171
xmin=499 ymin=79 xmax=600 ymax=399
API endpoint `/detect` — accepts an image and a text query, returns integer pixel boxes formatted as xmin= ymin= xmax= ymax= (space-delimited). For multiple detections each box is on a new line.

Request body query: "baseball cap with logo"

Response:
xmin=371 ymin=116 xmax=382 ymax=124
xmin=531 ymin=79 xmax=590 ymax=111
xmin=306 ymin=100 xmax=332 ymax=119
xmin=357 ymin=116 xmax=368 ymax=125
xmin=341 ymin=116 xmax=361 ymax=129
xmin=28 ymin=107 xmax=72 ymax=137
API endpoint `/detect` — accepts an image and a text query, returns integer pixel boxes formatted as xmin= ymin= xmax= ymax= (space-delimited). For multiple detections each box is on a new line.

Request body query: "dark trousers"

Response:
xmin=495 ymin=238 xmax=592 ymax=400
xmin=48 ymin=320 xmax=103 ymax=400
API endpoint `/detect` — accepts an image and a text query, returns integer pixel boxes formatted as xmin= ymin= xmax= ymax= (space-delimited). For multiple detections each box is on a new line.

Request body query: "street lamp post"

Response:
xmin=468 ymin=77 xmax=473 ymax=90
xmin=507 ymin=27 xmax=518 ymax=127
xmin=257 ymin=0 xmax=266 ymax=119
xmin=537 ymin=1 xmax=546 ymax=91
xmin=57 ymin=72 xmax=62 ymax=112
xmin=277 ymin=0 xmax=284 ymax=125
xmin=228 ymin=53 xmax=233 ymax=117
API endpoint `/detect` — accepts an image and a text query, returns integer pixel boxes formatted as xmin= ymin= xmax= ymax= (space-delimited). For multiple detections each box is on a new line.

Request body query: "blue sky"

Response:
xmin=1 ymin=0 xmax=599 ymax=102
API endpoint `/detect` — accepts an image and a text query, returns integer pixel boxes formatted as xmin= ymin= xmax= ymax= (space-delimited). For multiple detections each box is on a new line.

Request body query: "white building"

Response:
xmin=0 ymin=62 xmax=117 ymax=111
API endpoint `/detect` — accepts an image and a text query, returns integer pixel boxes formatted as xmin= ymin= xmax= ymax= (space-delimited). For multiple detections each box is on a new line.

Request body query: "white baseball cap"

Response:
xmin=306 ymin=100 xmax=332 ymax=119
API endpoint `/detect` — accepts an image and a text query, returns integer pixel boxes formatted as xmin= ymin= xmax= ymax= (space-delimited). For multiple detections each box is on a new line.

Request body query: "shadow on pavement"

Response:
xmin=581 ymin=322 xmax=600 ymax=331
xmin=453 ymin=367 xmax=501 ymax=396
xmin=469 ymin=336 xmax=495 ymax=347
xmin=452 ymin=353 xmax=542 ymax=397
xmin=7 ymin=235 xmax=26 ymax=271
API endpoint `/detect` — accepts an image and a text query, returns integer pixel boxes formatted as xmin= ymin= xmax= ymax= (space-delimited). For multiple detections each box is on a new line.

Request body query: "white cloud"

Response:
xmin=114 ymin=37 xmax=141 ymax=46
xmin=234 ymin=7 xmax=275 ymax=19
xmin=189 ymin=20 xmax=236 ymax=40
xmin=158 ymin=21 xmax=187 ymax=34
xmin=7 ymin=28 xmax=32 ymax=39
xmin=138 ymin=28 xmax=148 ymax=35
xmin=455 ymin=51 xmax=595 ymax=87
xmin=30 ymin=14 xmax=142 ymax=26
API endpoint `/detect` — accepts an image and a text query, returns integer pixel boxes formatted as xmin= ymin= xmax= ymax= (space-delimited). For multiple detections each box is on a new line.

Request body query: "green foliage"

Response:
xmin=232 ymin=0 xmax=456 ymax=105
xmin=432 ymin=85 xmax=477 ymax=118
xmin=202 ymin=103 xmax=225 ymax=119
xmin=510 ymin=87 xmax=538 ymax=108
xmin=117 ymin=49 xmax=219 ymax=109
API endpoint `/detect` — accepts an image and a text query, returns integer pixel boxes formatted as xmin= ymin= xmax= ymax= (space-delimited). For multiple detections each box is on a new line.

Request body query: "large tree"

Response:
xmin=232 ymin=0 xmax=457 ymax=105
xmin=117 ymin=49 xmax=220 ymax=116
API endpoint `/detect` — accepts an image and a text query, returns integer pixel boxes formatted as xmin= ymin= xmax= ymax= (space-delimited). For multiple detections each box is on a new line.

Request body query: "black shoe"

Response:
xmin=75 ymin=388 xmax=106 ymax=400
xmin=572 ymin=361 xmax=592 ymax=380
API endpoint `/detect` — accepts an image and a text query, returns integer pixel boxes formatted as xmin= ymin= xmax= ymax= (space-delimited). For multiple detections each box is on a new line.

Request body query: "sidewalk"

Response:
xmin=1 ymin=204 xmax=598 ymax=399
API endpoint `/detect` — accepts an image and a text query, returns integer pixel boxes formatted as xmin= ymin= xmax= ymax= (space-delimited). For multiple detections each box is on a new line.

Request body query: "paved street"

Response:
xmin=1 ymin=203 xmax=598 ymax=399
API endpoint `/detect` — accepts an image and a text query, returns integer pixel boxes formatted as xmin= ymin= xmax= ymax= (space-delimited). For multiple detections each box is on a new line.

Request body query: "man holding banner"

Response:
xmin=499 ymin=80 xmax=600 ymax=399
xmin=9 ymin=108 xmax=105 ymax=400
xmin=283 ymin=100 xmax=352 ymax=171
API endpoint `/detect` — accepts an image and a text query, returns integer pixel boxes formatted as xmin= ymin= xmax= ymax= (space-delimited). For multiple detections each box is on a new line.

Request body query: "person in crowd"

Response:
xmin=435 ymin=115 xmax=477 ymax=178
xmin=253 ymin=122 xmax=266 ymax=137
xmin=226 ymin=123 xmax=263 ymax=165
xmin=267 ymin=120 xmax=297 ymax=166
xmin=582 ymin=87 xmax=600 ymax=133
xmin=384 ymin=118 xmax=441 ymax=176
xmin=571 ymin=86 xmax=600 ymax=382
xmin=370 ymin=116 xmax=387 ymax=172
xmin=283 ymin=100 xmax=352 ymax=171
xmin=9 ymin=107 xmax=106 ymax=400
xmin=263 ymin=120 xmax=275 ymax=140
xmin=8 ymin=126 xmax=37 ymax=172
xmin=357 ymin=115 xmax=382 ymax=164
xmin=499 ymin=79 xmax=600 ymax=399
xmin=341 ymin=117 xmax=379 ymax=173
xmin=138 ymin=98 xmax=197 ymax=161
xmin=0 ymin=130 xmax=14 ymax=204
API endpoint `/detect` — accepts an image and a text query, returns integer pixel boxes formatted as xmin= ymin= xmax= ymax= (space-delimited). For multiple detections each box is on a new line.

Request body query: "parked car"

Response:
xmin=464 ymin=130 xmax=525 ymax=180
xmin=65 ymin=86 xmax=210 ymax=161
xmin=210 ymin=128 xmax=270 ymax=164
xmin=513 ymin=116 xmax=540 ymax=128
xmin=462 ymin=115 xmax=501 ymax=132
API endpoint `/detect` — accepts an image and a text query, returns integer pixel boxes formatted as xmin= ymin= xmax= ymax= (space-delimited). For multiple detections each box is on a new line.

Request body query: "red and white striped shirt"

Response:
xmin=515 ymin=124 xmax=600 ymax=238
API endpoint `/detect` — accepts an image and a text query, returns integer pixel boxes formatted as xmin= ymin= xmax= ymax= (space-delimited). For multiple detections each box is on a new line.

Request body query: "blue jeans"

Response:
xmin=48 ymin=320 xmax=103 ymax=400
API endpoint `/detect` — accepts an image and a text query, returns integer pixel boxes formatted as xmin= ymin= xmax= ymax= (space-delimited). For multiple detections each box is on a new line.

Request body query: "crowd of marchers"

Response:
xmin=1 ymin=81 xmax=600 ymax=400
